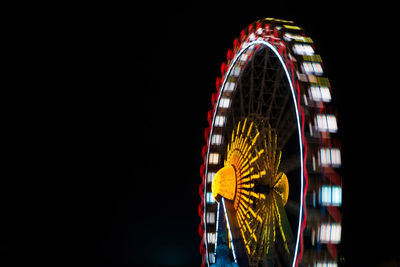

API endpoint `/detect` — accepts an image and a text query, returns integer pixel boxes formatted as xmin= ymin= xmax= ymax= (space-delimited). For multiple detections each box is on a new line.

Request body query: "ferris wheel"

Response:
xmin=199 ymin=18 xmax=342 ymax=267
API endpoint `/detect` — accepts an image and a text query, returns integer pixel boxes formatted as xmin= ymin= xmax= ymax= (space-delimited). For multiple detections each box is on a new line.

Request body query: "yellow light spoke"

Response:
xmin=241 ymin=195 xmax=254 ymax=206
xmin=239 ymin=202 xmax=248 ymax=218
xmin=275 ymin=151 xmax=282 ymax=176
xmin=238 ymin=177 xmax=251 ymax=184
xmin=250 ymin=191 xmax=265 ymax=200
xmin=275 ymin=171 xmax=283 ymax=183
xmin=249 ymin=148 xmax=265 ymax=166
xmin=238 ymin=183 xmax=253 ymax=189
xmin=236 ymin=121 xmax=241 ymax=137
xmin=238 ymin=154 xmax=250 ymax=171
xmin=242 ymin=215 xmax=257 ymax=242
xmin=272 ymin=193 xmax=290 ymax=254
xmin=239 ymin=169 xmax=251 ymax=179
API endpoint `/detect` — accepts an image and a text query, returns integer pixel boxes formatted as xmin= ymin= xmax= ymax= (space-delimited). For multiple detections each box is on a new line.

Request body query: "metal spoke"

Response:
xmin=266 ymin=65 xmax=283 ymax=121
xmin=248 ymin=54 xmax=255 ymax=115
xmin=280 ymin=153 xmax=301 ymax=174
xmin=255 ymin=48 xmax=270 ymax=115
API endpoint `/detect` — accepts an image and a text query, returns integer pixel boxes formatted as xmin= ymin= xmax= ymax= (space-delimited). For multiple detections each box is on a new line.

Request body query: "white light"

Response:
xmin=206 ymin=212 xmax=216 ymax=223
xmin=284 ymin=33 xmax=311 ymax=43
xmin=283 ymin=33 xmax=292 ymax=41
xmin=305 ymin=45 xmax=314 ymax=55
xmin=214 ymin=115 xmax=226 ymax=127
xmin=331 ymin=223 xmax=342 ymax=243
xmin=207 ymin=232 xmax=216 ymax=244
xmin=316 ymin=114 xmax=328 ymax=131
xmin=248 ymin=33 xmax=256 ymax=41
xmin=219 ymin=97 xmax=231 ymax=109
xmin=320 ymin=86 xmax=331 ymax=102
xmin=224 ymin=82 xmax=235 ymax=92
xmin=320 ymin=148 xmax=331 ymax=166
xmin=309 ymin=86 xmax=331 ymax=102
xmin=231 ymin=66 xmax=241 ymax=77
xmin=320 ymin=186 xmax=331 ymax=206
xmin=211 ymin=134 xmax=223 ymax=145
xmin=239 ymin=53 xmax=248 ymax=63
xmin=310 ymin=86 xmax=322 ymax=101
xmin=313 ymin=62 xmax=323 ymax=74
xmin=293 ymin=44 xmax=314 ymax=55
xmin=315 ymin=261 xmax=338 ymax=267
xmin=320 ymin=185 xmax=342 ymax=206
xmin=209 ymin=253 xmax=215 ymax=264
xmin=207 ymin=172 xmax=215 ymax=184
xmin=331 ymin=148 xmax=341 ymax=166
xmin=326 ymin=115 xmax=338 ymax=132
xmin=302 ymin=62 xmax=323 ymax=75
xmin=209 ymin=153 xmax=220 ymax=165
xmin=319 ymin=223 xmax=341 ymax=243
xmin=207 ymin=192 xmax=216 ymax=204
xmin=332 ymin=186 xmax=342 ymax=206
xmin=303 ymin=62 xmax=313 ymax=73
xmin=315 ymin=114 xmax=338 ymax=133
xmin=319 ymin=148 xmax=341 ymax=167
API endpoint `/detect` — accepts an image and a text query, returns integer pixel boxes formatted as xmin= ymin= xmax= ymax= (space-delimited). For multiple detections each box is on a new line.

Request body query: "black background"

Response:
xmin=2 ymin=2 xmax=400 ymax=267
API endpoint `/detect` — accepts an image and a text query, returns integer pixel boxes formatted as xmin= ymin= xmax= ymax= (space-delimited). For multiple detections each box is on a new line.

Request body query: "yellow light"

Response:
xmin=273 ymin=172 xmax=289 ymax=206
xmin=212 ymin=165 xmax=236 ymax=202
xmin=283 ymin=25 xmax=302 ymax=30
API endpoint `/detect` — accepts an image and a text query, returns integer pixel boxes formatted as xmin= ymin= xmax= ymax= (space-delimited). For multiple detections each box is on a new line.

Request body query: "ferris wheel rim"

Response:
xmin=204 ymin=40 xmax=305 ymax=267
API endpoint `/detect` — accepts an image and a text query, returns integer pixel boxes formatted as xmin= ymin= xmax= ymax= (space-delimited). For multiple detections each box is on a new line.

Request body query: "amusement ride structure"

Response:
xmin=198 ymin=18 xmax=342 ymax=267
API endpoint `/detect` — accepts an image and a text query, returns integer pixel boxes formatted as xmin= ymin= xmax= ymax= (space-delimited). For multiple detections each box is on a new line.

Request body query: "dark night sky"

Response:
xmin=2 ymin=2 xmax=400 ymax=267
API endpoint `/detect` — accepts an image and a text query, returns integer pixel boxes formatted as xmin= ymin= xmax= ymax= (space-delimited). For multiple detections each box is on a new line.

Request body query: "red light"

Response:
xmin=220 ymin=62 xmax=227 ymax=77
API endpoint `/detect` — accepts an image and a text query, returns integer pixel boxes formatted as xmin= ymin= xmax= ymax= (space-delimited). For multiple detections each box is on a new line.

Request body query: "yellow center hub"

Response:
xmin=212 ymin=165 xmax=236 ymax=202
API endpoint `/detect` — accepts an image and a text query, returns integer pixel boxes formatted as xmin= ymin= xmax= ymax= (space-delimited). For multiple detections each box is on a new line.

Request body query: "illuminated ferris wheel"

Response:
xmin=199 ymin=18 xmax=342 ymax=267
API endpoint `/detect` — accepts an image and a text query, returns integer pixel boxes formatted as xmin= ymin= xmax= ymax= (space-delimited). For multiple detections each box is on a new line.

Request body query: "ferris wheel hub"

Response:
xmin=212 ymin=164 xmax=237 ymax=202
